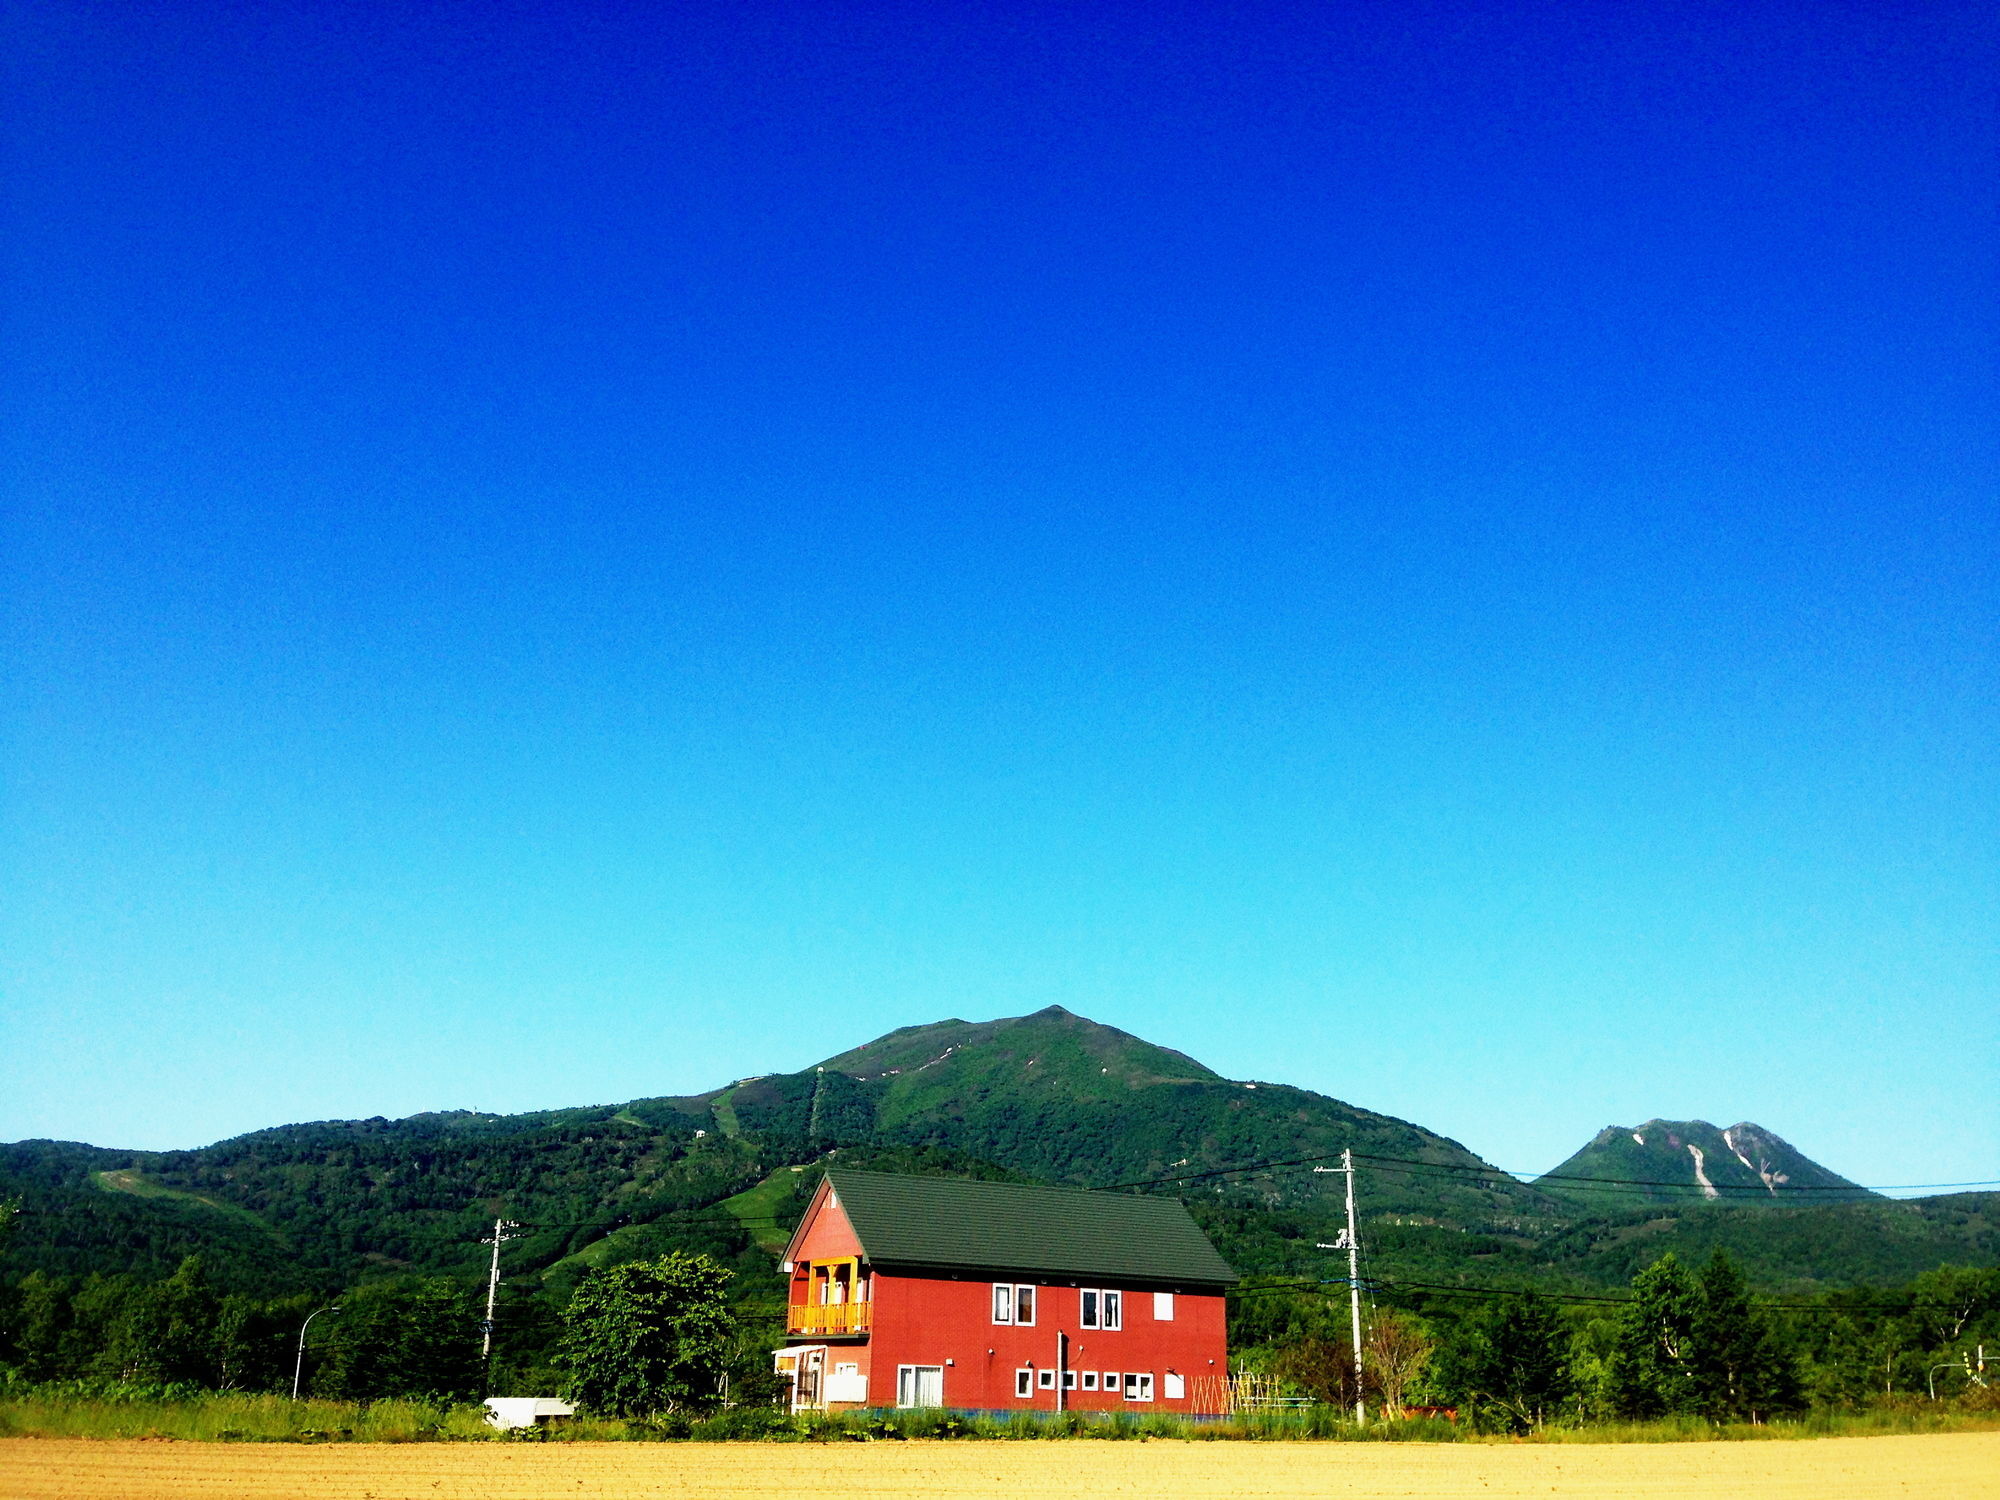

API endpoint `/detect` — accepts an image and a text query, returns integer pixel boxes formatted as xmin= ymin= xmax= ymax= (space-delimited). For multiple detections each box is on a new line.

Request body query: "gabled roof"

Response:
xmin=795 ymin=1169 xmax=1237 ymax=1287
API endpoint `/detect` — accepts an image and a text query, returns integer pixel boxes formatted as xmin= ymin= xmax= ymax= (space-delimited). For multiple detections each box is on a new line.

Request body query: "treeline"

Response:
xmin=1233 ymin=1251 xmax=1999 ymax=1429
xmin=0 ymin=1260 xmax=486 ymax=1400
xmin=0 ymin=1247 xmax=784 ymax=1410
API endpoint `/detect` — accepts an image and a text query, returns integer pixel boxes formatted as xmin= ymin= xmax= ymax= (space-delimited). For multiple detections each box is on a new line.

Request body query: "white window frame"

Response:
xmin=1080 ymin=1288 xmax=1123 ymax=1330
xmin=1153 ymin=1291 xmax=1175 ymax=1321
xmin=1063 ymin=1370 xmax=1077 ymax=1389
xmin=1081 ymin=1371 xmax=1098 ymax=1391
xmin=1037 ymin=1369 xmax=1056 ymax=1390
xmin=1163 ymin=1372 xmax=1186 ymax=1399
xmin=896 ymin=1365 xmax=944 ymax=1409
xmin=992 ymin=1282 xmax=1037 ymax=1326
xmin=1014 ymin=1368 xmax=1034 ymax=1398
xmin=1101 ymin=1370 xmax=1119 ymax=1390
xmin=1123 ymin=1372 xmax=1154 ymax=1402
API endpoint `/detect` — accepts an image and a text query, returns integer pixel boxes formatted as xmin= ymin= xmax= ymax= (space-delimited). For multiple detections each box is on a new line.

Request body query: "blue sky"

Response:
xmin=4 ymin=1 xmax=1994 ymax=1189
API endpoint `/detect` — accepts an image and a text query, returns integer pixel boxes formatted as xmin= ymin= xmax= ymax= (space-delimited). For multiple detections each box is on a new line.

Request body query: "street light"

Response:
xmin=292 ymin=1304 xmax=342 ymax=1400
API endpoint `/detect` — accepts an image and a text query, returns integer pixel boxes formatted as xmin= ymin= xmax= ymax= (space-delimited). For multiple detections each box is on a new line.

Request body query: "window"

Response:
xmin=1014 ymin=1368 xmax=1034 ymax=1399
xmin=897 ymin=1366 xmax=944 ymax=1409
xmin=1080 ymin=1288 xmax=1123 ymax=1330
xmin=1037 ymin=1369 xmax=1056 ymax=1390
xmin=1163 ymin=1372 xmax=1186 ymax=1399
xmin=1153 ymin=1292 xmax=1175 ymax=1321
xmin=1063 ymin=1370 xmax=1077 ymax=1389
xmin=1123 ymin=1372 xmax=1154 ymax=1402
xmin=993 ymin=1283 xmax=1037 ymax=1325
xmin=1081 ymin=1372 xmax=1098 ymax=1391
xmin=1101 ymin=1371 xmax=1119 ymax=1390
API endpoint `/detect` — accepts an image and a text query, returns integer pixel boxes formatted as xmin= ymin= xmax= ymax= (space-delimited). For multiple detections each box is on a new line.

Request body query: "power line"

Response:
xmin=1109 ymin=1146 xmax=1998 ymax=1197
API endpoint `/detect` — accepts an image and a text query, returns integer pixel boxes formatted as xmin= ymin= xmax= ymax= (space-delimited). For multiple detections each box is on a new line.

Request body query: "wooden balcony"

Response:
xmin=787 ymin=1300 xmax=872 ymax=1338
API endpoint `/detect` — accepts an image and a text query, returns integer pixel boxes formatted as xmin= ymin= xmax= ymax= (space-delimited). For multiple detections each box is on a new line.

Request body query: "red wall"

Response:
xmin=792 ymin=1271 xmax=1228 ymax=1414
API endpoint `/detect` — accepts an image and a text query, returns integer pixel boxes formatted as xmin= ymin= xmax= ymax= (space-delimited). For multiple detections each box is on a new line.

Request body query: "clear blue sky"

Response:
xmin=4 ymin=2 xmax=1994 ymax=1190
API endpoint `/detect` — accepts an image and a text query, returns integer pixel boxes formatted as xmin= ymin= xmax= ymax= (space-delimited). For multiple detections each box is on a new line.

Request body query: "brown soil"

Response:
xmin=3 ymin=1432 xmax=1996 ymax=1500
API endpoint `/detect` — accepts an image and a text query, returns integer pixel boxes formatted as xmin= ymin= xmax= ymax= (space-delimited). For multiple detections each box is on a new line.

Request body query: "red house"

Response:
xmin=773 ymin=1169 xmax=1237 ymax=1415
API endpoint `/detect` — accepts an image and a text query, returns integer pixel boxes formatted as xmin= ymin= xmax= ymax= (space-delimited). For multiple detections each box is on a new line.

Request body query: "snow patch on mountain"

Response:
xmin=1687 ymin=1143 xmax=1719 ymax=1200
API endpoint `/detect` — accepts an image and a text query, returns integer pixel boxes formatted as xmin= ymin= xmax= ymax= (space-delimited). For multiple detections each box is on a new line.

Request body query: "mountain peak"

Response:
xmin=1550 ymin=1118 xmax=1869 ymax=1204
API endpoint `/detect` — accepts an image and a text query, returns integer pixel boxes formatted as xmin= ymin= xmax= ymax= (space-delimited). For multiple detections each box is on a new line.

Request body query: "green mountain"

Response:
xmin=732 ymin=1006 xmax=1560 ymax=1227
xmin=1539 ymin=1119 xmax=1872 ymax=1209
xmin=2 ymin=1010 xmax=1988 ymax=1301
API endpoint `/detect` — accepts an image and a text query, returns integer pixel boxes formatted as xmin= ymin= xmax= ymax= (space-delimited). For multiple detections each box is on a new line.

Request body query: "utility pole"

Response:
xmin=1343 ymin=1149 xmax=1365 ymax=1423
xmin=481 ymin=1218 xmax=522 ymax=1360
xmin=1313 ymin=1151 xmax=1367 ymax=1423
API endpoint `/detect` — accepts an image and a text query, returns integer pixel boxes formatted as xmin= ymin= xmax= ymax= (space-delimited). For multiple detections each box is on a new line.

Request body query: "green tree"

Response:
xmin=12 ymin=1272 xmax=70 ymax=1381
xmin=1439 ymin=1296 xmax=1572 ymax=1431
xmin=1607 ymin=1252 xmax=1701 ymax=1417
xmin=555 ymin=1252 xmax=735 ymax=1415
xmin=311 ymin=1279 xmax=482 ymax=1401
xmin=1689 ymin=1250 xmax=1795 ymax=1421
xmin=114 ymin=1256 xmax=220 ymax=1386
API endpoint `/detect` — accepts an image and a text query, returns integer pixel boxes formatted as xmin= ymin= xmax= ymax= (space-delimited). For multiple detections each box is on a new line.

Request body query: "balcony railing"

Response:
xmin=787 ymin=1301 xmax=872 ymax=1338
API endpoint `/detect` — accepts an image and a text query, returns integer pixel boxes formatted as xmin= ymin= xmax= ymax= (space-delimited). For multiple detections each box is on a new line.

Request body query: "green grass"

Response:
xmin=717 ymin=1170 xmax=807 ymax=1257
xmin=3 ymin=1385 xmax=1995 ymax=1445
xmin=89 ymin=1171 xmax=274 ymax=1231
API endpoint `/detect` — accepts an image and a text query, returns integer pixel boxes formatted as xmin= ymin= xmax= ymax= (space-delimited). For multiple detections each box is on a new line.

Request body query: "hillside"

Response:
xmin=2 ymin=1010 xmax=1986 ymax=1300
xmin=1540 ymin=1120 xmax=1872 ymax=1209
xmin=730 ymin=1006 xmax=1562 ymax=1228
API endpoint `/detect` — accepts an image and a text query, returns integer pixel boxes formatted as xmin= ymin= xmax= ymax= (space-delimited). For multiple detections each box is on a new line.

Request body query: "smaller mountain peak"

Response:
xmin=1030 ymin=1004 xmax=1074 ymax=1018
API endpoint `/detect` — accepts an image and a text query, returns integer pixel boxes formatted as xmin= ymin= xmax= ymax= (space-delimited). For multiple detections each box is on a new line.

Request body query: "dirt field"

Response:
xmin=2 ymin=1433 xmax=1996 ymax=1500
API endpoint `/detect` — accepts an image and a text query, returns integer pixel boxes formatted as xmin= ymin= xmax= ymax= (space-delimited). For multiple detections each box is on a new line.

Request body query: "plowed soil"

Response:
xmin=4 ymin=1432 xmax=1996 ymax=1500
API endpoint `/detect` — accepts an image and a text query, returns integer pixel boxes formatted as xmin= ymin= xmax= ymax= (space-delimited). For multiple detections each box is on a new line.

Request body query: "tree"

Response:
xmin=1608 ymin=1252 xmax=1701 ymax=1418
xmin=311 ymin=1278 xmax=482 ymax=1401
xmin=1689 ymin=1250 xmax=1796 ymax=1422
xmin=1911 ymin=1266 xmax=1997 ymax=1349
xmin=556 ymin=1253 xmax=735 ymax=1415
xmin=12 ymin=1272 xmax=69 ymax=1381
xmin=1272 ymin=1334 xmax=1358 ymax=1409
xmin=1440 ymin=1296 xmax=1572 ymax=1431
xmin=114 ymin=1256 xmax=220 ymax=1386
xmin=1364 ymin=1309 xmax=1433 ymax=1416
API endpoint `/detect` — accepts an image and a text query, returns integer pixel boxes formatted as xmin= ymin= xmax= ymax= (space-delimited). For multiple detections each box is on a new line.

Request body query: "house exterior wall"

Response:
xmin=788 ymin=1192 xmax=863 ymax=1261
xmin=782 ymin=1268 xmax=1227 ymax=1414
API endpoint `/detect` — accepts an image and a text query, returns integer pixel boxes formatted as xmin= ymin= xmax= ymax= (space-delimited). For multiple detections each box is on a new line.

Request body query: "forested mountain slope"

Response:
xmin=2 ymin=1009 xmax=1986 ymax=1299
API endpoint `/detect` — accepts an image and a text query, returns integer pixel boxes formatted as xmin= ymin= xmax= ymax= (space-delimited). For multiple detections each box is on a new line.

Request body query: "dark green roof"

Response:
xmin=820 ymin=1169 xmax=1237 ymax=1287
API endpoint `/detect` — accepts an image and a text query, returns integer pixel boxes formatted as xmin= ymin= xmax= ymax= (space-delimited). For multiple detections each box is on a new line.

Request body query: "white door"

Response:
xmin=897 ymin=1364 xmax=944 ymax=1408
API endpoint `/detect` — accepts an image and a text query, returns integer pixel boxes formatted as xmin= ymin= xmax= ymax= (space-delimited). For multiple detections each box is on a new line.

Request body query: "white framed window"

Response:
xmin=1014 ymin=1368 xmax=1034 ymax=1398
xmin=992 ymin=1282 xmax=1037 ymax=1325
xmin=1080 ymin=1288 xmax=1123 ymax=1330
xmin=896 ymin=1365 xmax=944 ymax=1409
xmin=1081 ymin=1371 xmax=1099 ymax=1391
xmin=1123 ymin=1372 xmax=1154 ymax=1402
xmin=1063 ymin=1370 xmax=1077 ymax=1389
xmin=1164 ymin=1372 xmax=1186 ymax=1399
xmin=1101 ymin=1370 xmax=1119 ymax=1390
xmin=1153 ymin=1291 xmax=1175 ymax=1321
xmin=1037 ymin=1368 xmax=1056 ymax=1390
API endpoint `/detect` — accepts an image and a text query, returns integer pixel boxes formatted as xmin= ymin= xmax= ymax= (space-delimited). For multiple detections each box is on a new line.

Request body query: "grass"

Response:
xmin=89 ymin=1171 xmax=274 ymax=1231
xmin=3 ymin=1385 xmax=1997 ymax=1445
xmin=717 ymin=1170 xmax=807 ymax=1257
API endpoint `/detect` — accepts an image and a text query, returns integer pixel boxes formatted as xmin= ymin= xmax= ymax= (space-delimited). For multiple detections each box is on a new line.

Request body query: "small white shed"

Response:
xmin=483 ymin=1396 xmax=577 ymax=1430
